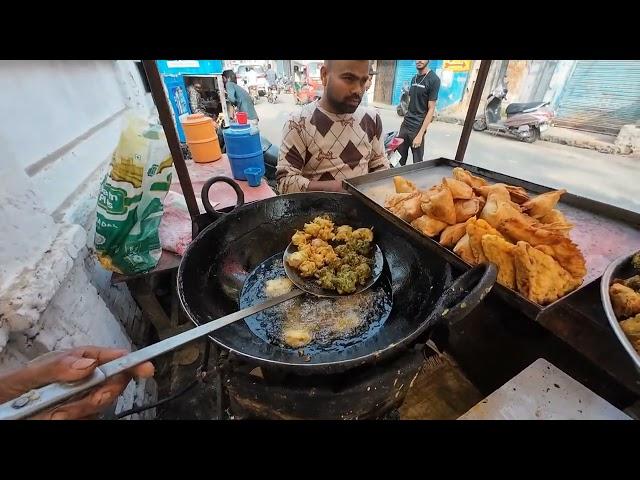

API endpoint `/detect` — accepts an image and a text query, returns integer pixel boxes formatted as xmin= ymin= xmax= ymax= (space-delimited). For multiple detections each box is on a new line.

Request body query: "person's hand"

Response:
xmin=412 ymin=131 xmax=426 ymax=149
xmin=0 ymin=346 xmax=154 ymax=420
xmin=325 ymin=180 xmax=345 ymax=192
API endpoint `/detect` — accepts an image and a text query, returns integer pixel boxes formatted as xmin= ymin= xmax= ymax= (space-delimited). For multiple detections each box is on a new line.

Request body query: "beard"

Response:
xmin=325 ymin=88 xmax=361 ymax=114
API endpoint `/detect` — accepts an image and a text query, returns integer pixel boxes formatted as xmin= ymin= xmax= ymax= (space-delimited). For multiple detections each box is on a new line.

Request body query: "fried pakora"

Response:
xmin=610 ymin=283 xmax=640 ymax=319
xmin=287 ymin=215 xmax=375 ymax=294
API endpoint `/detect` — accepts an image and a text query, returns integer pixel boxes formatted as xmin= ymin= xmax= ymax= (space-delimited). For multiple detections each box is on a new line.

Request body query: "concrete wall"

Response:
xmin=0 ymin=60 xmax=155 ymax=417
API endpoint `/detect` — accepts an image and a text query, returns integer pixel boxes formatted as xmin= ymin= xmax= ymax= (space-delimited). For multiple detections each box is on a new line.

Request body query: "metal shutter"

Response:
xmin=555 ymin=60 xmax=640 ymax=135
xmin=392 ymin=60 xmax=417 ymax=105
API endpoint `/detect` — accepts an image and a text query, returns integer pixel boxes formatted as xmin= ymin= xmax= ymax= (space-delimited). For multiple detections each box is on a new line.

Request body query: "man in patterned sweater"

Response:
xmin=277 ymin=60 xmax=389 ymax=194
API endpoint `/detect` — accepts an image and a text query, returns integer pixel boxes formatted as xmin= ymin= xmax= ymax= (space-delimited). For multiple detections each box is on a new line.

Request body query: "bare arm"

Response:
xmin=307 ymin=180 xmax=344 ymax=192
xmin=413 ymin=100 xmax=437 ymax=147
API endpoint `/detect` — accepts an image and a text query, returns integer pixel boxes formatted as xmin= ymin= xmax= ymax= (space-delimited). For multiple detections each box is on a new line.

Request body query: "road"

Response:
xmin=255 ymin=94 xmax=640 ymax=213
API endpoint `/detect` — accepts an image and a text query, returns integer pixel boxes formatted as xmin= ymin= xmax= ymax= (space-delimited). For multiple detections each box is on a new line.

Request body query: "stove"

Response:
xmin=219 ymin=345 xmax=429 ymax=420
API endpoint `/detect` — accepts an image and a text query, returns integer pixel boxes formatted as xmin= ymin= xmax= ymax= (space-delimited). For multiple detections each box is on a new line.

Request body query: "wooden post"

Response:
xmin=455 ymin=60 xmax=492 ymax=163
xmin=142 ymin=60 xmax=200 ymax=221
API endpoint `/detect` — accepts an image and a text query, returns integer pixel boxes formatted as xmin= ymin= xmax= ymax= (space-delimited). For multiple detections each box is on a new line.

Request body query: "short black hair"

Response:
xmin=222 ymin=69 xmax=237 ymax=82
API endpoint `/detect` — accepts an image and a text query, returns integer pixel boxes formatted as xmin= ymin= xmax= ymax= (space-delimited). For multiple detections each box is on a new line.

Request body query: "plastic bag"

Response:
xmin=94 ymin=112 xmax=173 ymax=275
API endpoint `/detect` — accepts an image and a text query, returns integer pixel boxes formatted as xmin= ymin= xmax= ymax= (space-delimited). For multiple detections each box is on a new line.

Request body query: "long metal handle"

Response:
xmin=0 ymin=289 xmax=304 ymax=420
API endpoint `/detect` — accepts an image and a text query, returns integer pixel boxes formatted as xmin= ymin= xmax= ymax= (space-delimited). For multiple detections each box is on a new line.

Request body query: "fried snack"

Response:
xmin=620 ymin=314 xmax=640 ymax=354
xmin=421 ymin=184 xmax=444 ymax=202
xmin=352 ymin=228 xmax=374 ymax=242
xmin=265 ymin=278 xmax=294 ymax=298
xmin=439 ymin=218 xmax=474 ymax=248
xmin=474 ymin=184 xmax=512 ymax=203
xmin=443 ymin=177 xmax=473 ymax=200
xmin=466 ymin=218 xmax=503 ymax=264
xmin=282 ymin=327 xmax=312 ymax=348
xmin=480 ymin=190 xmax=536 ymax=231
xmin=421 ymin=186 xmax=456 ymax=225
xmin=609 ymin=283 xmax=640 ymax=319
xmin=614 ymin=275 xmax=640 ymax=292
xmin=385 ymin=192 xmax=423 ymax=223
xmin=411 ymin=215 xmax=448 ymax=237
xmin=393 ymin=176 xmax=417 ymax=193
xmin=298 ymin=260 xmax=318 ymax=277
xmin=539 ymin=209 xmax=573 ymax=236
xmin=287 ymin=251 xmax=308 ymax=269
xmin=506 ymin=185 xmax=530 ymax=204
xmin=481 ymin=234 xmax=516 ymax=289
xmin=453 ymin=233 xmax=476 ymax=265
xmin=292 ymin=230 xmax=311 ymax=246
xmin=454 ymin=198 xmax=481 ymax=223
xmin=513 ymin=241 xmax=581 ymax=305
xmin=335 ymin=225 xmax=353 ymax=242
xmin=452 ymin=167 xmax=488 ymax=189
xmin=498 ymin=218 xmax=586 ymax=280
xmin=522 ymin=190 xmax=566 ymax=219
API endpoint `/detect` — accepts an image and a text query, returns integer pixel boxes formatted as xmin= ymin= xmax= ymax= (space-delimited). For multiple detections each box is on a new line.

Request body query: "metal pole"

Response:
xmin=455 ymin=60 xmax=492 ymax=163
xmin=142 ymin=60 xmax=200 ymax=221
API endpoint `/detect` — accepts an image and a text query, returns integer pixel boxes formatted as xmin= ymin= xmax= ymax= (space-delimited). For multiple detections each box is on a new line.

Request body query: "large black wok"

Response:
xmin=178 ymin=178 xmax=496 ymax=375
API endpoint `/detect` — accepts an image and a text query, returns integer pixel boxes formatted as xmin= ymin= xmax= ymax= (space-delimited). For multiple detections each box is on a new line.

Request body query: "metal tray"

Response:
xmin=600 ymin=251 xmax=640 ymax=373
xmin=344 ymin=158 xmax=640 ymax=319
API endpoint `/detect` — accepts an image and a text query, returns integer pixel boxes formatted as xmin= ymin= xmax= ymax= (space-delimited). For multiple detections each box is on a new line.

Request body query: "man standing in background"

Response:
xmin=397 ymin=60 xmax=441 ymax=165
xmin=188 ymin=82 xmax=205 ymax=114
xmin=222 ymin=70 xmax=259 ymax=124
xmin=266 ymin=63 xmax=277 ymax=88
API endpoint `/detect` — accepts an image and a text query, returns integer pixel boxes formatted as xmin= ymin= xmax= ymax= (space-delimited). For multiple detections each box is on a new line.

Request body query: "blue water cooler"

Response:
xmin=223 ymin=123 xmax=265 ymax=182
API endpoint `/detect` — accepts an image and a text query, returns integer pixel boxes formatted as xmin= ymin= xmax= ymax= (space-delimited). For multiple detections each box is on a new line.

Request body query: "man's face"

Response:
xmin=416 ymin=60 xmax=428 ymax=70
xmin=194 ymin=83 xmax=202 ymax=91
xmin=321 ymin=60 xmax=369 ymax=114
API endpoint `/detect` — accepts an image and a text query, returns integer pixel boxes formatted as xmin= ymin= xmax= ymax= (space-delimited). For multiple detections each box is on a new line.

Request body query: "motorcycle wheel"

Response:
xmin=520 ymin=126 xmax=539 ymax=143
xmin=473 ymin=118 xmax=487 ymax=131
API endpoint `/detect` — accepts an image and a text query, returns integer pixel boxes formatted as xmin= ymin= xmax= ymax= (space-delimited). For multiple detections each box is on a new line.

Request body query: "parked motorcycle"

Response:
xmin=248 ymin=85 xmax=259 ymax=104
xmin=473 ymin=87 xmax=554 ymax=143
xmin=384 ymin=131 xmax=404 ymax=167
xmin=277 ymin=75 xmax=291 ymax=94
xmin=267 ymin=84 xmax=278 ymax=103
xmin=396 ymin=82 xmax=410 ymax=117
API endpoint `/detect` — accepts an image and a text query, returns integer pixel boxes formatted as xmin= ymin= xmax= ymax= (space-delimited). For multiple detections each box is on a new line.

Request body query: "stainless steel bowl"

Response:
xmin=600 ymin=250 xmax=640 ymax=372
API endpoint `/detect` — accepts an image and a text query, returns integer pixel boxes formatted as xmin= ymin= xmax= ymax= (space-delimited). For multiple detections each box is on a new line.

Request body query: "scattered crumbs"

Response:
xmin=547 ymin=366 xmax=550 ymax=370
xmin=579 ymin=399 xmax=581 ymax=404
xmin=482 ymin=400 xmax=488 ymax=404
xmin=513 ymin=388 xmax=516 ymax=391
xmin=554 ymin=383 xmax=560 ymax=389
xmin=303 ymin=355 xmax=311 ymax=362
xmin=578 ymin=410 xmax=583 ymax=414
xmin=546 ymin=388 xmax=550 ymax=392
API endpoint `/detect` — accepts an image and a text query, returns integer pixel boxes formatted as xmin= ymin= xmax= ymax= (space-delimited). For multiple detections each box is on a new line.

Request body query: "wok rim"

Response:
xmin=600 ymin=250 xmax=640 ymax=372
xmin=176 ymin=192 xmax=450 ymax=373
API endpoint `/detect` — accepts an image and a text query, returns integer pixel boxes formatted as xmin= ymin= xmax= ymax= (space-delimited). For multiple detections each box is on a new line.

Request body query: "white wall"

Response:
xmin=0 ymin=60 xmax=155 ymax=414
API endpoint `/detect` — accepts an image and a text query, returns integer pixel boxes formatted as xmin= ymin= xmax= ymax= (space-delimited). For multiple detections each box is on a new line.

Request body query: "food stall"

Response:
xmin=145 ymin=60 xmax=640 ymax=420
xmin=156 ymin=60 xmax=229 ymax=142
xmin=7 ymin=60 xmax=634 ymax=421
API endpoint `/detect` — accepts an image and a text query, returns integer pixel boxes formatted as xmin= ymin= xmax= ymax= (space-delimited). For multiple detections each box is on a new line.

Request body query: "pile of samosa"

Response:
xmin=385 ymin=167 xmax=586 ymax=305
